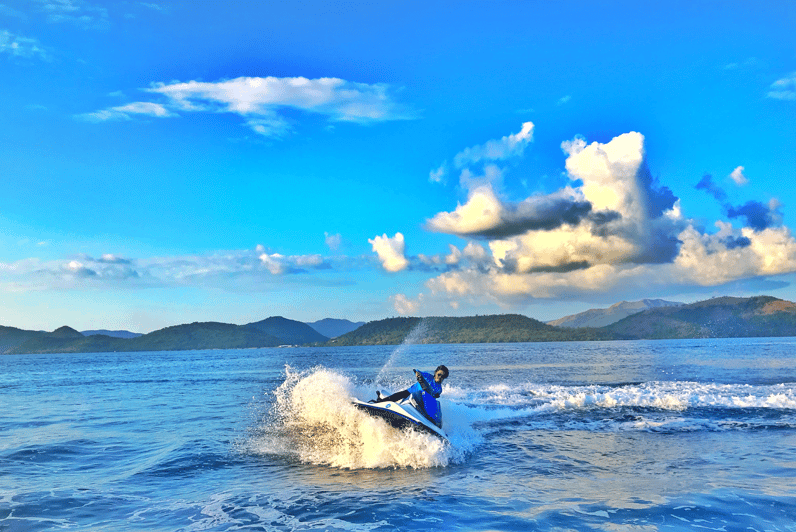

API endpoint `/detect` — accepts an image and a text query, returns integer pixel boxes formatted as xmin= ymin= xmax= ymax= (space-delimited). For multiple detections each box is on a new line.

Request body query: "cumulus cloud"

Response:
xmin=427 ymin=185 xmax=593 ymax=239
xmin=414 ymin=242 xmax=493 ymax=275
xmin=767 ymin=72 xmax=796 ymax=101
xmin=82 ymin=76 xmax=414 ymax=137
xmin=486 ymin=131 xmax=683 ymax=269
xmin=392 ymin=293 xmax=423 ymax=315
xmin=369 ymin=233 xmax=409 ymax=272
xmin=419 ymin=128 xmax=796 ymax=307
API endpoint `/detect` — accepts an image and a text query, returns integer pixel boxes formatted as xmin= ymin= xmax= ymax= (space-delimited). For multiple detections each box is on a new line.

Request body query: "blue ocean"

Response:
xmin=2 ymin=335 xmax=796 ymax=531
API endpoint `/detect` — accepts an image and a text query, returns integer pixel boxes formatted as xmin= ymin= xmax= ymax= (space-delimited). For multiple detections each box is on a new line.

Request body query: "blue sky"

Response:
xmin=1 ymin=0 xmax=795 ymax=333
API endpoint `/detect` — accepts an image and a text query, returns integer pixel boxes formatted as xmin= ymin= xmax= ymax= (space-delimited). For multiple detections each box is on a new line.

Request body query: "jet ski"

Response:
xmin=352 ymin=388 xmax=448 ymax=441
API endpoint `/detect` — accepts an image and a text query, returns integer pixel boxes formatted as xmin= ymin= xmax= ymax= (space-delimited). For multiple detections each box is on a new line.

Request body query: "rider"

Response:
xmin=374 ymin=365 xmax=449 ymax=403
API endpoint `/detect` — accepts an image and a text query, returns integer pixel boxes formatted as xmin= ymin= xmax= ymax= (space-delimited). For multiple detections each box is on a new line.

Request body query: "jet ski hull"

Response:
xmin=352 ymin=399 xmax=448 ymax=440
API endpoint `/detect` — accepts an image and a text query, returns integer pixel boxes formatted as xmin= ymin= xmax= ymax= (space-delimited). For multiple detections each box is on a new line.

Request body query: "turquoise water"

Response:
xmin=2 ymin=338 xmax=796 ymax=530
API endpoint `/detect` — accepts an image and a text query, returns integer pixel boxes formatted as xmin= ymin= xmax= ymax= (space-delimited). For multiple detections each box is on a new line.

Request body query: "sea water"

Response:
xmin=1 ymin=338 xmax=795 ymax=531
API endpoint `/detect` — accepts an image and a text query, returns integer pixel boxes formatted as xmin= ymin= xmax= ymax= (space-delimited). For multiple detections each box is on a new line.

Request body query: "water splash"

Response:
xmin=249 ymin=366 xmax=467 ymax=469
xmin=375 ymin=318 xmax=429 ymax=388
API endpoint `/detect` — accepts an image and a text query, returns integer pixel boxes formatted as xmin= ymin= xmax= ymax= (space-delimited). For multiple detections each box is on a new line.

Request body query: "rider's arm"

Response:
xmin=414 ymin=370 xmax=440 ymax=398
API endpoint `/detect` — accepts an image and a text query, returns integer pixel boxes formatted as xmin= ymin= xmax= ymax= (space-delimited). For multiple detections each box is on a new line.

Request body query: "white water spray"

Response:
xmin=375 ymin=318 xmax=430 ymax=388
xmin=251 ymin=366 xmax=462 ymax=469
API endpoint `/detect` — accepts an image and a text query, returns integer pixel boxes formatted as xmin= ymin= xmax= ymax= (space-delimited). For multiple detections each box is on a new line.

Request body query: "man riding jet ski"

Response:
xmin=352 ymin=366 xmax=449 ymax=440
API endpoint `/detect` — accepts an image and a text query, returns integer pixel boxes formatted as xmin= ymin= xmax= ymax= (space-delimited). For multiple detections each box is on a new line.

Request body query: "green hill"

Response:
xmin=603 ymin=296 xmax=796 ymax=339
xmin=327 ymin=314 xmax=614 ymax=346
xmin=0 ymin=325 xmax=49 ymax=354
xmin=244 ymin=316 xmax=328 ymax=344
xmin=5 ymin=320 xmax=297 ymax=354
xmin=5 ymin=296 xmax=796 ymax=354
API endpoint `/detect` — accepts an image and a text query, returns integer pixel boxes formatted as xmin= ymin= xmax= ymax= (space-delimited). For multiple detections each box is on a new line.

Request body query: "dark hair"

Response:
xmin=435 ymin=365 xmax=449 ymax=379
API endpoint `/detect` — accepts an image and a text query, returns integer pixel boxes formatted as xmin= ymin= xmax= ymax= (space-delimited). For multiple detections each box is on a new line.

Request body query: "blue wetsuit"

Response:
xmin=409 ymin=370 xmax=442 ymax=398
xmin=377 ymin=369 xmax=443 ymax=403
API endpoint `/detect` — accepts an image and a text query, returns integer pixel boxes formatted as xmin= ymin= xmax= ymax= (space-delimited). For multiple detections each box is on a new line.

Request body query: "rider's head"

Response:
xmin=434 ymin=365 xmax=449 ymax=383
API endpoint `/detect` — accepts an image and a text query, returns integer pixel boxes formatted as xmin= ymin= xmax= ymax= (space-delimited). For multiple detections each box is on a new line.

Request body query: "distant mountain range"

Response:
xmin=326 ymin=314 xmax=614 ymax=346
xmin=602 ymin=296 xmax=796 ymax=339
xmin=547 ymin=299 xmax=684 ymax=328
xmin=328 ymin=296 xmax=796 ymax=345
xmin=78 ymin=318 xmax=364 ymax=341
xmin=308 ymin=318 xmax=365 ymax=339
xmin=3 ymin=296 xmax=796 ymax=354
xmin=0 ymin=317 xmax=364 ymax=355
xmin=82 ymin=329 xmax=144 ymax=339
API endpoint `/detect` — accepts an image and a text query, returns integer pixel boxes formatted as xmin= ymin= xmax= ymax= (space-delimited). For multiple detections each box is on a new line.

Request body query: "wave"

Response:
xmin=446 ymin=380 xmax=796 ymax=411
xmin=245 ymin=368 xmax=796 ymax=469
xmin=245 ymin=366 xmax=479 ymax=470
xmin=445 ymin=380 xmax=796 ymax=434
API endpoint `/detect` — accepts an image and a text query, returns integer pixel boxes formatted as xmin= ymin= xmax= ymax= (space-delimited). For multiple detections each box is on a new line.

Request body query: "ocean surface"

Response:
xmin=2 ymin=334 xmax=796 ymax=531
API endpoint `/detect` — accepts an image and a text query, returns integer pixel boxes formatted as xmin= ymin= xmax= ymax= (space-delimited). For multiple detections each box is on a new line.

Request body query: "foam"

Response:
xmin=249 ymin=366 xmax=474 ymax=469
xmin=448 ymin=381 xmax=796 ymax=412
xmin=248 ymin=369 xmax=796 ymax=465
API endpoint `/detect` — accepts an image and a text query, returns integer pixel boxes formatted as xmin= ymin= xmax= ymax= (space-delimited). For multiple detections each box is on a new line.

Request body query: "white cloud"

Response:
xmin=557 ymin=95 xmax=572 ymax=105
xmin=768 ymin=72 xmax=796 ymax=101
xmin=259 ymin=251 xmax=329 ymax=275
xmin=259 ymin=253 xmax=288 ymax=275
xmin=452 ymin=121 xmax=534 ymax=168
xmin=113 ymin=101 xmax=175 ymax=117
xmin=77 ymin=101 xmax=176 ymax=122
xmin=369 ymin=232 xmax=409 ymax=272
xmin=429 ymin=164 xmax=446 ymax=184
xmin=0 ymin=246 xmax=351 ymax=293
xmin=147 ymin=76 xmax=411 ymax=121
xmin=35 ymin=0 xmax=110 ymax=29
xmin=325 ymin=232 xmax=343 ymax=252
xmin=422 ymin=128 xmax=796 ymax=307
xmin=458 ymin=164 xmax=504 ymax=193
xmin=431 ymin=131 xmax=681 ymax=267
xmin=724 ymin=58 xmax=759 ymax=71
xmin=392 ymin=293 xmax=423 ymax=315
xmin=139 ymin=2 xmax=167 ymax=12
xmin=671 ymin=224 xmax=796 ymax=286
xmin=428 ymin=122 xmax=534 ymax=197
xmin=444 ymin=244 xmax=462 ymax=265
xmin=245 ymin=114 xmax=292 ymax=138
xmin=82 ymin=76 xmax=413 ymax=137
xmin=730 ymin=166 xmax=748 ymax=186
xmin=427 ymin=184 xmax=592 ymax=239
xmin=0 ymin=30 xmax=48 ymax=59
xmin=427 ymin=186 xmax=503 ymax=236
